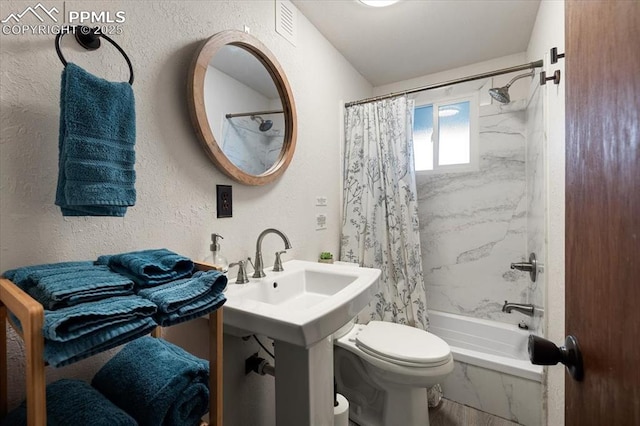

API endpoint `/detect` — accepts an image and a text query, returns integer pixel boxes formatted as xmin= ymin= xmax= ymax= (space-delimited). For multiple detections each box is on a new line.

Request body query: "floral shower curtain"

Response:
xmin=340 ymin=95 xmax=429 ymax=330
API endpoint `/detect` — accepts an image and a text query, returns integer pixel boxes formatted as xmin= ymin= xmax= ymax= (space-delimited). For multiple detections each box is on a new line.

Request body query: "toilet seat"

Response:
xmin=355 ymin=321 xmax=451 ymax=367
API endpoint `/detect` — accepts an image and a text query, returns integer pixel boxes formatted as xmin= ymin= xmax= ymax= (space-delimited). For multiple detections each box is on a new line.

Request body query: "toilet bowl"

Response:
xmin=333 ymin=320 xmax=454 ymax=426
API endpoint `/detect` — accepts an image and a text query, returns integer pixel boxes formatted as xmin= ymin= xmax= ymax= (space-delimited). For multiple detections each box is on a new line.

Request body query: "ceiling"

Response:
xmin=291 ymin=0 xmax=541 ymax=87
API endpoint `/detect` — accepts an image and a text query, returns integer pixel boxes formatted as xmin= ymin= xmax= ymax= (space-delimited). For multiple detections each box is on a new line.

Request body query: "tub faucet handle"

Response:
xmin=510 ymin=252 xmax=538 ymax=282
xmin=510 ymin=262 xmax=534 ymax=272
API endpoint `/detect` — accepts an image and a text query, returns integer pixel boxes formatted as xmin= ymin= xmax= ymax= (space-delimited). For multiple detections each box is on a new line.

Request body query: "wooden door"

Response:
xmin=565 ymin=1 xmax=640 ymax=424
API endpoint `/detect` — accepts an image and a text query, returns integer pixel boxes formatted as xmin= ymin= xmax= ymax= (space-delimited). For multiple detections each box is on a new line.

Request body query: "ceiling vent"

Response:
xmin=276 ymin=0 xmax=297 ymax=46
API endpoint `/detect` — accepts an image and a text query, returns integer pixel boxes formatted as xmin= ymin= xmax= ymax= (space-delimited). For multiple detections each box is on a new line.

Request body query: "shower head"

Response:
xmin=488 ymin=69 xmax=535 ymax=104
xmin=489 ymin=86 xmax=511 ymax=104
xmin=251 ymin=115 xmax=273 ymax=132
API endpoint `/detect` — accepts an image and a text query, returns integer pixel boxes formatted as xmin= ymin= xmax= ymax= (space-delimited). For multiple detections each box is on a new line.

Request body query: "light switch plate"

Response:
xmin=315 ymin=196 xmax=327 ymax=206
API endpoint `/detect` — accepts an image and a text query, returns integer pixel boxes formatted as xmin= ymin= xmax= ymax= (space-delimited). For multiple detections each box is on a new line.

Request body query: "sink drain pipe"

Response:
xmin=245 ymin=353 xmax=275 ymax=377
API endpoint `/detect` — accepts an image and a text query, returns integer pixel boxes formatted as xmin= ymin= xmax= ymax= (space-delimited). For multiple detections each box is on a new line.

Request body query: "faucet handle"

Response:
xmin=510 ymin=253 xmax=538 ymax=282
xmin=273 ymin=251 xmax=286 ymax=272
xmin=229 ymin=260 xmax=249 ymax=284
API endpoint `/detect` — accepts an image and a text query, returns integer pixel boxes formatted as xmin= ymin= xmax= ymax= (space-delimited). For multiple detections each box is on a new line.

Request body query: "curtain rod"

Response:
xmin=225 ymin=109 xmax=283 ymax=119
xmin=345 ymin=59 xmax=544 ymax=108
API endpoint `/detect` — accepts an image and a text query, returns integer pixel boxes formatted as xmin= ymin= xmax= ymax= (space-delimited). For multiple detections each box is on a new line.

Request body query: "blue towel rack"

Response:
xmin=54 ymin=25 xmax=134 ymax=85
xmin=0 ymin=261 xmax=224 ymax=426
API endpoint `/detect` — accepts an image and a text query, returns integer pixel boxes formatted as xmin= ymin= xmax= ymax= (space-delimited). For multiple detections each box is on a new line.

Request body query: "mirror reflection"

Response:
xmin=204 ymin=45 xmax=285 ymax=175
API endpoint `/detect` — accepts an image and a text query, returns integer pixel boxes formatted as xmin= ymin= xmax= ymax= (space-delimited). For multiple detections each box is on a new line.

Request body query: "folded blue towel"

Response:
xmin=42 ymin=295 xmax=156 ymax=342
xmin=156 ymin=293 xmax=226 ymax=328
xmin=96 ymin=248 xmax=194 ymax=286
xmin=3 ymin=261 xmax=87 ymax=284
xmin=138 ymin=270 xmax=227 ymax=327
xmin=2 ymin=261 xmax=134 ymax=309
xmin=0 ymin=379 xmax=137 ymax=426
xmin=92 ymin=336 xmax=209 ymax=426
xmin=55 ymin=62 xmax=136 ymax=217
xmin=45 ymin=316 xmax=158 ymax=368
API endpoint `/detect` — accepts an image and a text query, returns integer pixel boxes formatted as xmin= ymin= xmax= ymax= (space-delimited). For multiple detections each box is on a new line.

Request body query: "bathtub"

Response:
xmin=428 ymin=310 xmax=543 ymax=425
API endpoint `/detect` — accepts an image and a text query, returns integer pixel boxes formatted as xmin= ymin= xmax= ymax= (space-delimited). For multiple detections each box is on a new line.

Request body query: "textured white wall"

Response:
xmin=0 ymin=0 xmax=372 ymax=421
xmin=526 ymin=2 xmax=566 ymax=425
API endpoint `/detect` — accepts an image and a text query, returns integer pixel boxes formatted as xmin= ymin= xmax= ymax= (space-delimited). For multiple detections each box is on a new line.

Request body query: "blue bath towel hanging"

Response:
xmin=55 ymin=62 xmax=136 ymax=216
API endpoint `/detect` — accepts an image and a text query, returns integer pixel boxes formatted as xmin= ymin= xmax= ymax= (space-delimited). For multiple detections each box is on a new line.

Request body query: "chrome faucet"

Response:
xmin=502 ymin=301 xmax=535 ymax=316
xmin=252 ymin=228 xmax=292 ymax=278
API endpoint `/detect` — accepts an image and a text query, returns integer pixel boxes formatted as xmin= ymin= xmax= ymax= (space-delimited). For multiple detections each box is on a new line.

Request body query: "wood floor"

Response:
xmin=348 ymin=398 xmax=521 ymax=426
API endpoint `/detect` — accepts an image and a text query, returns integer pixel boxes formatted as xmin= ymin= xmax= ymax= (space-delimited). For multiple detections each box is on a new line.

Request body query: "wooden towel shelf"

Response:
xmin=0 ymin=261 xmax=223 ymax=426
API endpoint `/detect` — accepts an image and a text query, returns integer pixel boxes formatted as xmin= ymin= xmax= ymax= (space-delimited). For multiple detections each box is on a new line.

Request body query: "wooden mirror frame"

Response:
xmin=188 ymin=30 xmax=297 ymax=186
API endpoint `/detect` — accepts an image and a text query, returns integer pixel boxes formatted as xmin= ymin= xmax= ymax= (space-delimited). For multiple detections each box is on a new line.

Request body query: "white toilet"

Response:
xmin=333 ymin=320 xmax=454 ymax=426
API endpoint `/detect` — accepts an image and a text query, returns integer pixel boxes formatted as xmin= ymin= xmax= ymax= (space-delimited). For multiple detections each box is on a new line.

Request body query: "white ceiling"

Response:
xmin=292 ymin=0 xmax=541 ymax=87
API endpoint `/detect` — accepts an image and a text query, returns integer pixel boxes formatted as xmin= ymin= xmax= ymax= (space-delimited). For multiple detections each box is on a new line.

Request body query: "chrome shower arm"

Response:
xmin=505 ymin=69 xmax=535 ymax=88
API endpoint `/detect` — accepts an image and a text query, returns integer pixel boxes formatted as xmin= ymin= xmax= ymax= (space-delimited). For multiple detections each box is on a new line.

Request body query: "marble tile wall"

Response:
xmin=417 ymin=105 xmax=532 ymax=326
xmin=440 ymin=361 xmax=542 ymax=426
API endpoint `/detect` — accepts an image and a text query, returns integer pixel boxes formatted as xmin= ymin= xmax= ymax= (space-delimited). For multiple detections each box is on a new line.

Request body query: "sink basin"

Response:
xmin=222 ymin=260 xmax=380 ymax=347
xmin=240 ymin=269 xmax=359 ymax=307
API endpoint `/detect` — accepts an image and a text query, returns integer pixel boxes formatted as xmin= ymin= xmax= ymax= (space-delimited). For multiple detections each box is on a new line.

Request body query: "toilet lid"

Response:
xmin=355 ymin=321 xmax=451 ymax=366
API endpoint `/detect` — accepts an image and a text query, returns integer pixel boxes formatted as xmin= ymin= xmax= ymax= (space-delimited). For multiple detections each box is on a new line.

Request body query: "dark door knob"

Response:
xmin=528 ymin=335 xmax=584 ymax=381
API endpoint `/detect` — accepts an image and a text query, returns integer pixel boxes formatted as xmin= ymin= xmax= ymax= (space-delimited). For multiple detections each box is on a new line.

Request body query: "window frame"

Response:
xmin=413 ymin=91 xmax=480 ymax=175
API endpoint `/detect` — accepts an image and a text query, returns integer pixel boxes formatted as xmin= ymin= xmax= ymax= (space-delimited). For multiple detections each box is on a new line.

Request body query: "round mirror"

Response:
xmin=188 ymin=30 xmax=297 ymax=185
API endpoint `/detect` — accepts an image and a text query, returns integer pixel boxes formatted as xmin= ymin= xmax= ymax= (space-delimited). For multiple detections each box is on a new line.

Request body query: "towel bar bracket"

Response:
xmin=75 ymin=27 xmax=101 ymax=50
xmin=55 ymin=25 xmax=134 ymax=85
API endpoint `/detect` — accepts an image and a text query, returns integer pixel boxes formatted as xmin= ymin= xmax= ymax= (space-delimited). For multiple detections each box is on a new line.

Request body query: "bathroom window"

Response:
xmin=413 ymin=94 xmax=479 ymax=173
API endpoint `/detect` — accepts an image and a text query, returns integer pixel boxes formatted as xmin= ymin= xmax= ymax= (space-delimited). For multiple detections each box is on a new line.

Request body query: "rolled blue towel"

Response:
xmin=92 ymin=336 xmax=209 ymax=426
xmin=138 ymin=270 xmax=227 ymax=327
xmin=55 ymin=62 xmax=136 ymax=217
xmin=0 ymin=379 xmax=137 ymax=426
xmin=2 ymin=261 xmax=134 ymax=309
xmin=96 ymin=248 xmax=194 ymax=286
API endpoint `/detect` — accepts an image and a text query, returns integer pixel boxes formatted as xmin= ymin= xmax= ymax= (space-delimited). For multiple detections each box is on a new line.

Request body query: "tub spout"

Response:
xmin=502 ymin=301 xmax=535 ymax=316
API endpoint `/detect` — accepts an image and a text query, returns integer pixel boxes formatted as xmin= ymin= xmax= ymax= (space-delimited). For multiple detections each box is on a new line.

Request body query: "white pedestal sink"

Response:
xmin=222 ymin=260 xmax=380 ymax=425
